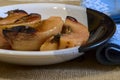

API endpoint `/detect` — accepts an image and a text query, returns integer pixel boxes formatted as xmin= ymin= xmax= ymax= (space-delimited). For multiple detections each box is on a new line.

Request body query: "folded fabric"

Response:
xmin=111 ymin=15 xmax=120 ymax=23
xmin=96 ymin=24 xmax=120 ymax=65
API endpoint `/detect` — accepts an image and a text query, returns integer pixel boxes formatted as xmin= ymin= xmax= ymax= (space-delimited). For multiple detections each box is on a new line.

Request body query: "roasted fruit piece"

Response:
xmin=0 ymin=9 xmax=28 ymax=25
xmin=40 ymin=34 xmax=60 ymax=51
xmin=39 ymin=16 xmax=64 ymax=51
xmin=3 ymin=26 xmax=40 ymax=51
xmin=37 ymin=16 xmax=63 ymax=41
xmin=40 ymin=16 xmax=89 ymax=50
xmin=3 ymin=16 xmax=64 ymax=51
xmin=0 ymin=13 xmax=41 ymax=29
xmin=59 ymin=16 xmax=89 ymax=49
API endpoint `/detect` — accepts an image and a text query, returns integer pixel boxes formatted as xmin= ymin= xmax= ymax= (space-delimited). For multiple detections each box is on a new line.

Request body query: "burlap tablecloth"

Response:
xmin=0 ymin=0 xmax=120 ymax=80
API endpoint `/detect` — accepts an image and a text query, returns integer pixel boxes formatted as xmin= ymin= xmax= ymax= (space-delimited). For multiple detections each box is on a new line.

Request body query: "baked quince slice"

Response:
xmin=59 ymin=16 xmax=89 ymax=49
xmin=3 ymin=16 xmax=64 ymax=51
xmin=0 ymin=9 xmax=28 ymax=25
xmin=0 ymin=13 xmax=41 ymax=29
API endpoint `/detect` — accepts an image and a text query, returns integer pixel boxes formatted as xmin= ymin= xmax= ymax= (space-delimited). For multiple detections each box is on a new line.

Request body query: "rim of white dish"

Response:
xmin=0 ymin=46 xmax=80 ymax=55
xmin=0 ymin=3 xmax=84 ymax=55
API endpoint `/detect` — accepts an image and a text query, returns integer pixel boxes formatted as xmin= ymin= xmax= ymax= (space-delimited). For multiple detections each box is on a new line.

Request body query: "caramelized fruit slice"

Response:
xmin=0 ymin=9 xmax=28 ymax=25
xmin=59 ymin=16 xmax=89 ymax=49
xmin=0 ymin=13 xmax=41 ymax=29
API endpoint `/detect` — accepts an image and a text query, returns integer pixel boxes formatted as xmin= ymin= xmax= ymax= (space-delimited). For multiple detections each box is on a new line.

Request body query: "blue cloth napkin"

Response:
xmin=96 ymin=24 xmax=120 ymax=65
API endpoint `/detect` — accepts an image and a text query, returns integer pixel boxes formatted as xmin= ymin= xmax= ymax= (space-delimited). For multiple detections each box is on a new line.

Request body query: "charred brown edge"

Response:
xmin=29 ymin=13 xmax=41 ymax=16
xmin=15 ymin=13 xmax=41 ymax=23
xmin=0 ymin=17 xmax=3 ymax=20
xmin=61 ymin=16 xmax=78 ymax=34
xmin=3 ymin=26 xmax=36 ymax=38
xmin=66 ymin=16 xmax=78 ymax=23
xmin=6 ymin=9 xmax=28 ymax=15
xmin=61 ymin=25 xmax=72 ymax=34
xmin=50 ymin=34 xmax=61 ymax=43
